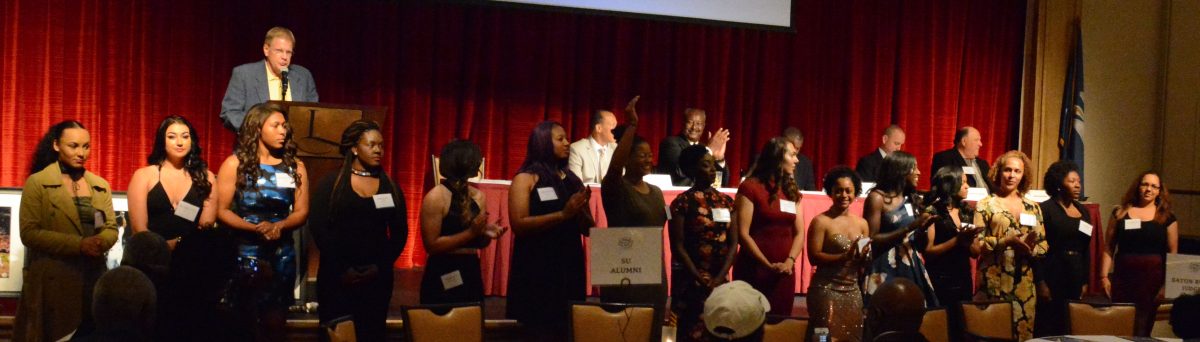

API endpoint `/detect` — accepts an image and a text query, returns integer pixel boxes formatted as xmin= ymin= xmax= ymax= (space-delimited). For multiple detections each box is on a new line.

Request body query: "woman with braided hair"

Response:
xmin=309 ymin=119 xmax=410 ymax=341
xmin=418 ymin=139 xmax=506 ymax=305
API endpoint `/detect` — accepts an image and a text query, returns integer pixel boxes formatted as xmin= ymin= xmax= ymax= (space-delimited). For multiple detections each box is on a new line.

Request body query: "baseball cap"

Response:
xmin=701 ymin=280 xmax=770 ymax=339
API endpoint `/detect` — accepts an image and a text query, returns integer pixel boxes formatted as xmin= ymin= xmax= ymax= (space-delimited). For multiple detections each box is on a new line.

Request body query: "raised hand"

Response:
xmin=707 ymin=128 xmax=731 ymax=161
xmin=625 ymin=95 xmax=640 ymax=126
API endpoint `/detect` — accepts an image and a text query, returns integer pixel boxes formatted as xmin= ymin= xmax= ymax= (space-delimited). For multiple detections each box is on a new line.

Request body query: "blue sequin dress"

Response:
xmin=230 ymin=163 xmax=298 ymax=309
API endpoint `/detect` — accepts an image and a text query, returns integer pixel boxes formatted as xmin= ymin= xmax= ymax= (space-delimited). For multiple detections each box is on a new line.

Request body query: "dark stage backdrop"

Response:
xmin=0 ymin=0 xmax=1025 ymax=267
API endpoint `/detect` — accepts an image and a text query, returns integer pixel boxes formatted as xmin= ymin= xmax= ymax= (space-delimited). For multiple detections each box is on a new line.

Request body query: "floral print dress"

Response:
xmin=669 ymin=187 xmax=735 ymax=341
xmin=973 ymin=195 xmax=1048 ymax=341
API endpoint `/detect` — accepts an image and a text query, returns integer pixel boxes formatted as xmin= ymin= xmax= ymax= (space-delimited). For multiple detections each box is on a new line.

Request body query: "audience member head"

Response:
xmin=701 ymin=280 xmax=770 ymax=340
xmin=880 ymin=125 xmax=905 ymax=155
xmin=261 ymin=26 xmax=295 ymax=77
xmin=1171 ymin=293 xmax=1200 ymax=338
xmin=823 ymin=166 xmax=861 ymax=211
xmin=31 ymin=120 xmax=88 ymax=175
xmin=682 ymin=108 xmax=707 ymax=142
xmin=235 ymin=102 xmax=299 ymax=192
xmin=679 ymin=145 xmax=716 ymax=188
xmin=953 ymin=126 xmax=983 ymax=159
xmin=122 ymin=231 xmax=171 ymax=279
xmin=92 ymin=266 xmax=157 ymax=337
xmin=783 ymin=127 xmax=804 ymax=151
xmin=988 ymin=150 xmax=1031 ymax=196
xmin=168 ymin=228 xmax=238 ymax=305
xmin=925 ymin=166 xmax=967 ymax=209
xmin=1043 ymin=160 xmax=1081 ymax=201
xmin=590 ymin=110 xmax=617 ymax=144
xmin=439 ymin=139 xmax=484 ymax=224
xmin=612 ymin=124 xmax=653 ymax=178
xmin=874 ymin=151 xmax=919 ymax=196
xmin=148 ymin=115 xmax=211 ymax=199
xmin=747 ymin=137 xmax=801 ymax=202
xmin=866 ymin=278 xmax=927 ymax=337
xmin=1118 ymin=171 xmax=1173 ymax=224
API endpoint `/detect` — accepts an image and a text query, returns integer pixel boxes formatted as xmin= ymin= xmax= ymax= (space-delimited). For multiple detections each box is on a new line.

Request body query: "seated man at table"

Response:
xmin=568 ymin=110 xmax=617 ymax=183
xmin=783 ymin=127 xmax=816 ymax=191
xmin=657 ymin=108 xmax=730 ymax=187
xmin=854 ymin=125 xmax=905 ymax=183
xmin=865 ymin=278 xmax=929 ymax=342
xmin=930 ymin=126 xmax=990 ymax=191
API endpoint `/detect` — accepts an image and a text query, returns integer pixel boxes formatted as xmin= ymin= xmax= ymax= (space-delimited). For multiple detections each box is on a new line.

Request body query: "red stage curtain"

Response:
xmin=0 ymin=0 xmax=1026 ymax=267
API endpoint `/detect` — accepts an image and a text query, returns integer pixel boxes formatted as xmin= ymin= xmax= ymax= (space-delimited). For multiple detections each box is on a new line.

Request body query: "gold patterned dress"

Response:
xmin=807 ymin=234 xmax=864 ymax=342
xmin=973 ymin=195 xmax=1047 ymax=341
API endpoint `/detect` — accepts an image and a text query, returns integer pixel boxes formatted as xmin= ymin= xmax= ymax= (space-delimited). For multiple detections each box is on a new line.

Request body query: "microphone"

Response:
xmin=280 ymin=66 xmax=290 ymax=100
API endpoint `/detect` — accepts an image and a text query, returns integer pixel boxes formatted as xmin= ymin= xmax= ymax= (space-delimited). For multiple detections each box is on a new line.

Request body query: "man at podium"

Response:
xmin=220 ymin=26 xmax=319 ymax=132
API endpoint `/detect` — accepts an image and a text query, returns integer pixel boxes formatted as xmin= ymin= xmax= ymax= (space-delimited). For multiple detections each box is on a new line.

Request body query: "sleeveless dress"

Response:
xmin=1112 ymin=212 xmax=1176 ymax=336
xmin=421 ymin=186 xmax=487 ymax=304
xmin=862 ymin=194 xmax=938 ymax=308
xmin=229 ymin=163 xmax=297 ymax=310
xmin=146 ymin=166 xmax=207 ymax=241
xmin=1034 ymin=199 xmax=1091 ymax=336
xmin=506 ymin=174 xmax=587 ymax=337
xmin=807 ymin=233 xmax=865 ymax=342
xmin=732 ymin=178 xmax=797 ymax=316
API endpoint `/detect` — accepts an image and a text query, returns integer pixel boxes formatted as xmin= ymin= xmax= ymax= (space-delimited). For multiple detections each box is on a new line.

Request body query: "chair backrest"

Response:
xmin=1068 ymin=301 xmax=1136 ymax=336
xmin=920 ymin=307 xmax=949 ymax=342
xmin=960 ymin=301 xmax=1013 ymax=341
xmin=431 ymin=155 xmax=485 ymax=182
xmin=569 ymin=302 xmax=655 ymax=342
xmin=762 ymin=316 xmax=807 ymax=342
xmin=324 ymin=315 xmax=357 ymax=342
xmin=1151 ymin=303 xmax=1177 ymax=339
xmin=401 ymin=303 xmax=484 ymax=342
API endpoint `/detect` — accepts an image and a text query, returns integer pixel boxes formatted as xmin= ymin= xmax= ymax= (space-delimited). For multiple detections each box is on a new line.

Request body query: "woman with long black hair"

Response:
xmin=15 ymin=120 xmax=119 ymax=341
xmin=506 ymin=121 xmax=594 ymax=341
xmin=418 ymin=139 xmax=505 ymax=305
xmin=127 ymin=115 xmax=217 ymax=249
xmin=309 ymin=120 xmax=409 ymax=341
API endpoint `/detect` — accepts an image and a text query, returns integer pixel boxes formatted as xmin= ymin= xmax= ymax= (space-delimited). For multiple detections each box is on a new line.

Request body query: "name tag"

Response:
xmin=664 ymin=206 xmax=672 ymax=221
xmin=440 ymin=270 xmax=464 ymax=290
xmin=536 ymin=187 xmax=558 ymax=201
xmin=1124 ymin=219 xmax=1142 ymax=230
xmin=275 ymin=172 xmax=296 ymax=188
xmin=780 ymin=200 xmax=797 ymax=214
xmin=174 ymin=201 xmax=201 ymax=222
xmin=1019 ymin=213 xmax=1037 ymax=227
xmin=1078 ymin=220 xmax=1094 ymax=236
xmin=904 ymin=203 xmax=914 ymax=217
xmin=962 ymin=166 xmax=978 ymax=175
xmin=373 ymin=194 xmax=395 ymax=209
xmin=856 ymin=238 xmax=871 ymax=253
xmin=713 ymin=208 xmax=732 ymax=223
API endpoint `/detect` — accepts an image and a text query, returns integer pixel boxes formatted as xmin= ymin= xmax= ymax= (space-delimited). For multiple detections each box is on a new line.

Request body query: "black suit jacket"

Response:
xmin=657 ymin=134 xmax=729 ymax=186
xmin=855 ymin=150 xmax=885 ymax=183
xmin=794 ymin=154 xmax=816 ymax=191
xmin=930 ymin=148 xmax=991 ymax=191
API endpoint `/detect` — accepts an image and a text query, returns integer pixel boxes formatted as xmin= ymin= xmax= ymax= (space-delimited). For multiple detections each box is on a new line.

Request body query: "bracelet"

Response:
xmin=787 ymin=256 xmax=796 ymax=263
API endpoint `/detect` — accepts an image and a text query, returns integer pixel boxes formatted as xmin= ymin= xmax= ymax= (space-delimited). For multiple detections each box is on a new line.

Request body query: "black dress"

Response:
xmin=506 ymin=173 xmax=587 ymax=338
xmin=1034 ymin=199 xmax=1091 ymax=336
xmin=145 ymin=168 xmax=207 ymax=241
xmin=420 ymin=188 xmax=487 ymax=304
xmin=1112 ymin=212 xmax=1176 ymax=336
xmin=310 ymin=173 xmax=408 ymax=342
xmin=921 ymin=206 xmax=974 ymax=308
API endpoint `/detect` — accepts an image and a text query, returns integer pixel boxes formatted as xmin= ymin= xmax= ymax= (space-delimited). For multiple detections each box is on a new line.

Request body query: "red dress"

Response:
xmin=732 ymin=178 xmax=798 ymax=315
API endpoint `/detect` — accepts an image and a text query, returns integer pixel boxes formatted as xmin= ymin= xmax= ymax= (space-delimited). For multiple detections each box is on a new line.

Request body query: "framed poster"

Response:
xmin=0 ymin=188 xmax=25 ymax=293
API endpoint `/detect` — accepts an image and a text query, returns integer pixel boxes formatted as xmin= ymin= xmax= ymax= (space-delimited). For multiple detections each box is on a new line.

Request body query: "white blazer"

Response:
xmin=568 ymin=137 xmax=615 ymax=183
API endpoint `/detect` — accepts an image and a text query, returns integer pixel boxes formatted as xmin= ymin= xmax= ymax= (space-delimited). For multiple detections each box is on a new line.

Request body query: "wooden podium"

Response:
xmin=269 ymin=101 xmax=388 ymax=303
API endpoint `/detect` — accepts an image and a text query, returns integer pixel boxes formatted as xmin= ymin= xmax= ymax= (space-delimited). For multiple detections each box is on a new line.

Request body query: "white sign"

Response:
xmin=643 ymin=174 xmax=674 ymax=189
xmin=536 ymin=187 xmax=558 ymax=201
xmin=1078 ymin=220 xmax=1093 ymax=237
xmin=589 ymin=227 xmax=663 ymax=285
xmin=1165 ymin=253 xmax=1200 ymax=299
xmin=860 ymin=182 xmax=876 ymax=198
xmin=779 ymin=200 xmax=797 ymax=214
xmin=372 ymin=194 xmax=395 ymax=209
xmin=174 ymin=201 xmax=201 ymax=222
xmin=966 ymin=187 xmax=989 ymax=202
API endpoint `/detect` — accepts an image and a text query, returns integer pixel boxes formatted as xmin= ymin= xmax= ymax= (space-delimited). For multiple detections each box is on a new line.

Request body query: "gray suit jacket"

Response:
xmin=568 ymin=138 xmax=615 ymax=184
xmin=219 ymin=60 xmax=318 ymax=131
